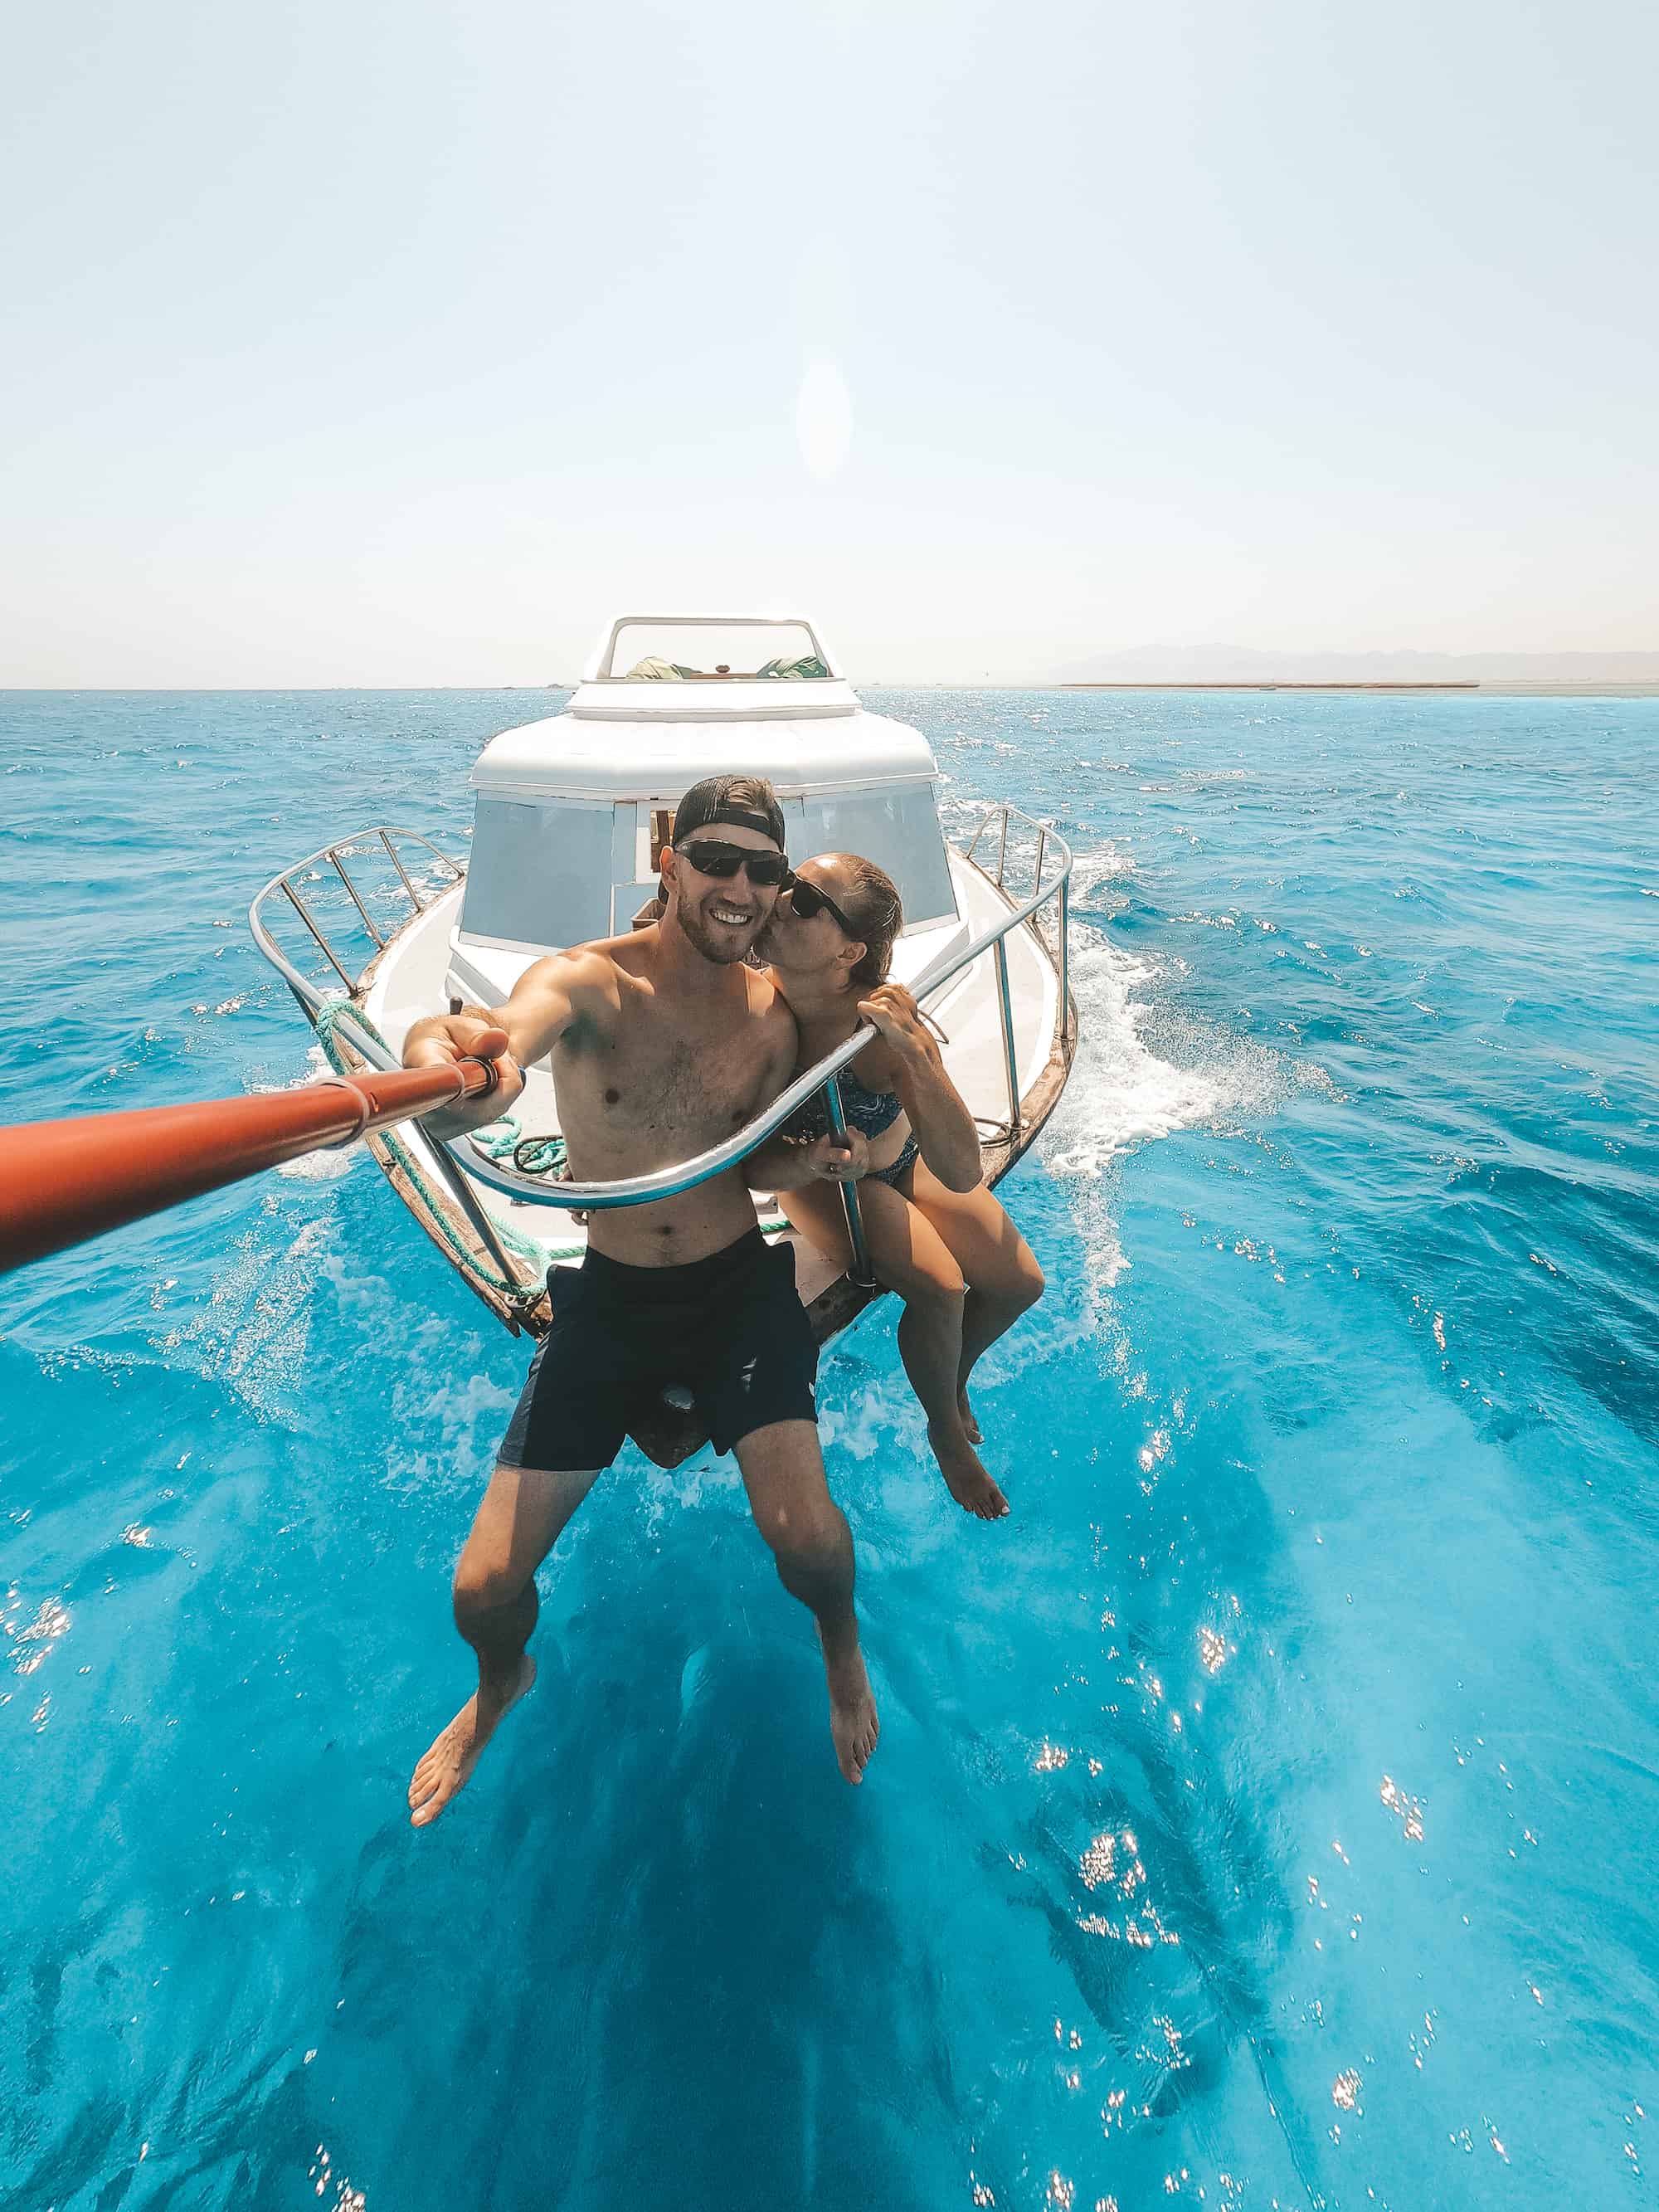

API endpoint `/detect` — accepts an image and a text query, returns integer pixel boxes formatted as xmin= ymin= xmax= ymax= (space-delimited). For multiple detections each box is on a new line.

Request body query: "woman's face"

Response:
xmin=761 ymin=855 xmax=861 ymax=974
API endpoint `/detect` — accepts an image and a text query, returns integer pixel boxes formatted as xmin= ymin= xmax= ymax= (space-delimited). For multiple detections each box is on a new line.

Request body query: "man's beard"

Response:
xmin=674 ymin=895 xmax=762 ymax=966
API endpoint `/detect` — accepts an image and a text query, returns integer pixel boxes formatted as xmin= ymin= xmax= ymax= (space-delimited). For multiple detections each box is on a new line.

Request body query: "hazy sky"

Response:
xmin=3 ymin=0 xmax=1655 ymax=684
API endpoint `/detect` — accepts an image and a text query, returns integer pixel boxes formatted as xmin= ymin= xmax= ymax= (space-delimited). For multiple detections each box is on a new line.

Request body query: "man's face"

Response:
xmin=662 ymin=824 xmax=788 ymax=965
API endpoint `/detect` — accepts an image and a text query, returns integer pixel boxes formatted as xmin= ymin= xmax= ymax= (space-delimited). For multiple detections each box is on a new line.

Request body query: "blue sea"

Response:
xmin=3 ymin=687 xmax=1657 ymax=2211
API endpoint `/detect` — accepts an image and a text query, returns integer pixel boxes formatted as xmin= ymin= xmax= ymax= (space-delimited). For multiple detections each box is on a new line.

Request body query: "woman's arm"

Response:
xmin=858 ymin=985 xmax=983 ymax=1193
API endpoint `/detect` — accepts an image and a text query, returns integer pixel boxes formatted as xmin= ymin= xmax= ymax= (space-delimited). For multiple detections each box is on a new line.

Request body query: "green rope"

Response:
xmin=467 ymin=1113 xmax=570 ymax=1179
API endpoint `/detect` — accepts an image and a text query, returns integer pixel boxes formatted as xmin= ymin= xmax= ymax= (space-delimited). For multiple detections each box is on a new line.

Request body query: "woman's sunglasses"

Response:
xmin=674 ymin=839 xmax=792 ymax=888
xmin=787 ymin=876 xmax=858 ymax=936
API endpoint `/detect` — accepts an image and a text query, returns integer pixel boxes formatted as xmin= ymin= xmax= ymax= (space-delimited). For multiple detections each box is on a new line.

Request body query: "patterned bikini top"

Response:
xmin=783 ymin=1061 xmax=905 ymax=1146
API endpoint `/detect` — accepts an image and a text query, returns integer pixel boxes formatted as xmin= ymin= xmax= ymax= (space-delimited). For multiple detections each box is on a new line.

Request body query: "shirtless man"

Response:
xmin=401 ymin=775 xmax=880 ymax=1823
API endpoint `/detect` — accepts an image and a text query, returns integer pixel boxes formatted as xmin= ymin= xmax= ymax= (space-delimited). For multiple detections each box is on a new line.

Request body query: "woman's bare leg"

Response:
xmin=903 ymin=1160 xmax=1046 ymax=1442
xmin=781 ymin=1181 xmax=1009 ymax=1518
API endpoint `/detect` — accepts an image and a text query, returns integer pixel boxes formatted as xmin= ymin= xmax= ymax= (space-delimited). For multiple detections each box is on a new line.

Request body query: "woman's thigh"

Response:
xmin=782 ymin=1177 xmax=965 ymax=1299
xmin=905 ymin=1158 xmax=1043 ymax=1300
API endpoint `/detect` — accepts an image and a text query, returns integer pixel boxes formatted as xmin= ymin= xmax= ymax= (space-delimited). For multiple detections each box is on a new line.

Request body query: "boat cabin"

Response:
xmin=447 ymin=615 xmax=963 ymax=1006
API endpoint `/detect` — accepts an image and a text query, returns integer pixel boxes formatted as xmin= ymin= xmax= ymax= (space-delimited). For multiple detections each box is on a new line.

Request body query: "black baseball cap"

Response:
xmin=672 ymin=774 xmax=786 ymax=854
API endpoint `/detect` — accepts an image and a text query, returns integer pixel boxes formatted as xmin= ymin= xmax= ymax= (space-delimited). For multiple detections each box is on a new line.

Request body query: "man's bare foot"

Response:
xmin=822 ymin=1641 xmax=881 ymax=1785
xmin=958 ymin=1386 xmax=982 ymax=1445
xmin=927 ymin=1420 xmax=1010 ymax=1519
xmin=407 ymin=1655 xmax=536 ymax=1828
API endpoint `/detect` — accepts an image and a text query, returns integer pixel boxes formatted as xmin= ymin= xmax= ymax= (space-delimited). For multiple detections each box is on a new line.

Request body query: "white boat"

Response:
xmin=251 ymin=614 xmax=1076 ymax=1464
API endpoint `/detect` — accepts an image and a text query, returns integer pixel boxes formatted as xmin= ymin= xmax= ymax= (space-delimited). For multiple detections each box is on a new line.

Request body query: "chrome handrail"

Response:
xmin=250 ymin=826 xmax=464 ymax=1018
xmin=250 ymin=806 xmax=1073 ymax=1230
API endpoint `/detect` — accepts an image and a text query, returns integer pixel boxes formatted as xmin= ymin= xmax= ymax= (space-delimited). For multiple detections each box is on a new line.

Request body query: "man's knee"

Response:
xmin=453 ymin=1543 xmax=530 ymax=1621
xmin=752 ymin=1493 xmax=849 ymax=1579
xmin=1014 ymin=1253 xmax=1045 ymax=1312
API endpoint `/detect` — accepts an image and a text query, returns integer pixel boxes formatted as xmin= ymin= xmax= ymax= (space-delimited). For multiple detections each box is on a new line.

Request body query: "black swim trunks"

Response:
xmin=499 ymin=1228 xmax=819 ymax=1472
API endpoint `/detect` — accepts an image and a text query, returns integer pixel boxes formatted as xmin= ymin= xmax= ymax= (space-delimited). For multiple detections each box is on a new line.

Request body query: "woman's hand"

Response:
xmin=854 ymin=983 xmax=939 ymax=1068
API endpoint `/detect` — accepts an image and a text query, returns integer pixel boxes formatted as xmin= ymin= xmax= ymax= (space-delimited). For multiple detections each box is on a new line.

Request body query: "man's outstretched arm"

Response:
xmin=402 ymin=956 xmax=583 ymax=1142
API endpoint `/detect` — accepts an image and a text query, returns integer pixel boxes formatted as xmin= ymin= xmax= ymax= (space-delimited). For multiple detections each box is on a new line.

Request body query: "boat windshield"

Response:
xmin=606 ymin=621 xmax=828 ymax=681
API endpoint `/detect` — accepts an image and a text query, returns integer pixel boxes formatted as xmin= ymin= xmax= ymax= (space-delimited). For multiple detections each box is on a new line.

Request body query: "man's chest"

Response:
xmin=557 ymin=1008 xmax=772 ymax=1140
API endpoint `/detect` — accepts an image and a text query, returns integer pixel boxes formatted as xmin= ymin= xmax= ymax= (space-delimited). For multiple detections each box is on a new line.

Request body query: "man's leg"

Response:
xmin=408 ymin=1459 xmax=601 ymax=1826
xmin=733 ymin=1420 xmax=880 ymax=1785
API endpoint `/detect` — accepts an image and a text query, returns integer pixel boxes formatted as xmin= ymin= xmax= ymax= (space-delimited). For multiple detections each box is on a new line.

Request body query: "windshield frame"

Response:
xmin=589 ymin=614 xmax=839 ymax=683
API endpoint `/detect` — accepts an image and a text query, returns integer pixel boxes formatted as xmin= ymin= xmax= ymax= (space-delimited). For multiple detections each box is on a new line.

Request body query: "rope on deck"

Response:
xmin=469 ymin=1116 xmax=570 ymax=1179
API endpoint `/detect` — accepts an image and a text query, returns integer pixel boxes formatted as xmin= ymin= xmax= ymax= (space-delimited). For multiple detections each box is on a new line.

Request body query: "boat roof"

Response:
xmin=472 ymin=709 xmax=938 ymax=802
xmin=476 ymin=613 xmax=937 ymax=801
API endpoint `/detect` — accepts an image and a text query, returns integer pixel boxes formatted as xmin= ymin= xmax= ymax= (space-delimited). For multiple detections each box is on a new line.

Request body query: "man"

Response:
xmin=402 ymin=775 xmax=880 ymax=1824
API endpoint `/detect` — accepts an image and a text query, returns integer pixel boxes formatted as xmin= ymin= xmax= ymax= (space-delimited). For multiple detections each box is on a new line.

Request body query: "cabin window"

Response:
xmin=649 ymin=806 xmax=675 ymax=870
xmin=796 ymin=784 xmax=956 ymax=928
xmin=460 ymin=797 xmax=615 ymax=949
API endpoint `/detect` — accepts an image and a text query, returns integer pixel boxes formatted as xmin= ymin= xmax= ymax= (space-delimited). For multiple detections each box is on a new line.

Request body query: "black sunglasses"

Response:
xmin=788 ymin=875 xmax=858 ymax=936
xmin=674 ymin=839 xmax=791 ymax=888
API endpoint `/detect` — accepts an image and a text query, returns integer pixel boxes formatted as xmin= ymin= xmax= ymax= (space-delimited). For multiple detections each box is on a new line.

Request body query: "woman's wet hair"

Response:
xmin=831 ymin=855 xmax=903 ymax=986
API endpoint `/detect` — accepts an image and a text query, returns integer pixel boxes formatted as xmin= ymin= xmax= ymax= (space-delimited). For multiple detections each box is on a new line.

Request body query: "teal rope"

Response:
xmin=467 ymin=1113 xmax=570 ymax=1179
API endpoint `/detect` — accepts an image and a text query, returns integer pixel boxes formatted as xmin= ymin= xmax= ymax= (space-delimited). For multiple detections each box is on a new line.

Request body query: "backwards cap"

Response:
xmin=673 ymin=773 xmax=786 ymax=853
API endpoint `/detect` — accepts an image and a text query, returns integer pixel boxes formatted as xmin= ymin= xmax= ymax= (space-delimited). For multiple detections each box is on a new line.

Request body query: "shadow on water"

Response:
xmin=299 ymin=1522 xmax=953 ymax=2212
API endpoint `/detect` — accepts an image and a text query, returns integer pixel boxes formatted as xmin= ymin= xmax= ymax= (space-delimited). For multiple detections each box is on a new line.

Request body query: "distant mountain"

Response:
xmin=1055 ymin=646 xmax=1659 ymax=685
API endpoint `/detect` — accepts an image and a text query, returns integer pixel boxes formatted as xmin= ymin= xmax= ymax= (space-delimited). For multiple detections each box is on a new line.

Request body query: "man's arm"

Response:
xmin=402 ymin=953 xmax=587 ymax=1143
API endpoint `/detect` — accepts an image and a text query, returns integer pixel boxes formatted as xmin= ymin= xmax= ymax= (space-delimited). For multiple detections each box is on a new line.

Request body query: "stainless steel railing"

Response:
xmin=251 ymin=808 xmax=1073 ymax=1288
xmin=251 ymin=827 xmax=462 ymax=1009
xmin=249 ymin=827 xmax=521 ymax=1281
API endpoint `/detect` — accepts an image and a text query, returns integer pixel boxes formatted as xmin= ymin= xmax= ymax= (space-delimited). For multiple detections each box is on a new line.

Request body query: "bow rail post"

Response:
xmin=820 ymin=1075 xmax=876 ymax=1289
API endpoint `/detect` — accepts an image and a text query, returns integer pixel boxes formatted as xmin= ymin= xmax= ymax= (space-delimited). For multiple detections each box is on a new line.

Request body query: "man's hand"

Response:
xmin=403 ymin=1013 xmax=523 ymax=1141
xmin=854 ymin=982 xmax=940 ymax=1069
xmin=803 ymin=1130 xmax=869 ymax=1184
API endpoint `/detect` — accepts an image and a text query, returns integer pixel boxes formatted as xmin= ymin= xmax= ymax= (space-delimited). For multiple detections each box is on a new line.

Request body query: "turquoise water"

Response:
xmin=3 ymin=687 xmax=1657 ymax=2210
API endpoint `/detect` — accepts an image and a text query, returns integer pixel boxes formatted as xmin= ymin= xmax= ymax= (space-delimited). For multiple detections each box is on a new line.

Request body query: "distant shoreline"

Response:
xmin=1050 ymin=680 xmax=1659 ymax=696
xmin=1058 ymin=680 xmax=1478 ymax=693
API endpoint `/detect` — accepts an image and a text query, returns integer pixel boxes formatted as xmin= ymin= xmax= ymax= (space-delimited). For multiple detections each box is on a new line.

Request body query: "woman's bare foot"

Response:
xmin=927 ymin=1420 xmax=1010 ymax=1520
xmin=957 ymin=1387 xmax=982 ymax=1445
xmin=408 ymin=1655 xmax=536 ymax=1828
xmin=822 ymin=1641 xmax=881 ymax=1785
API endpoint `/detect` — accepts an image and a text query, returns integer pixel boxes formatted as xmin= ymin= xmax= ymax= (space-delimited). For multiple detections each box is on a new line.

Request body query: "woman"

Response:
xmin=761 ymin=853 xmax=1045 ymax=1520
